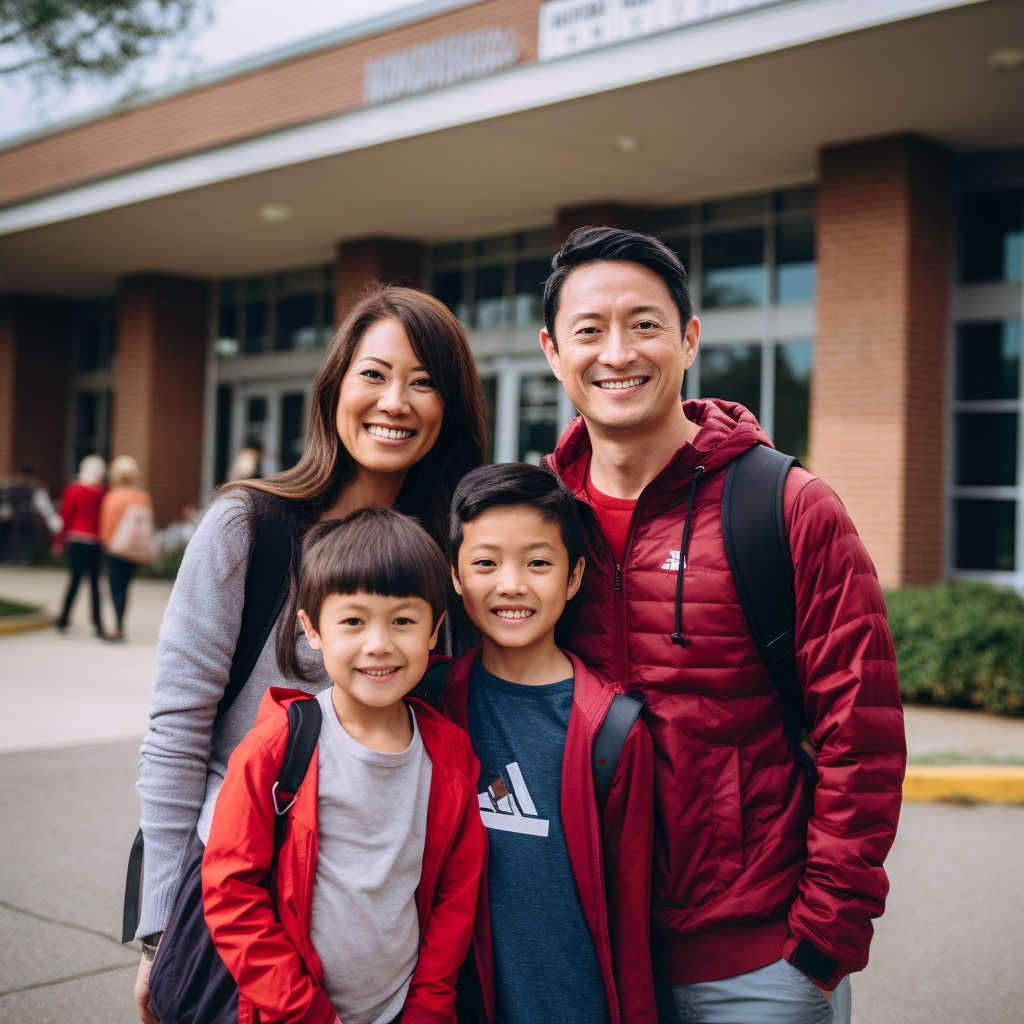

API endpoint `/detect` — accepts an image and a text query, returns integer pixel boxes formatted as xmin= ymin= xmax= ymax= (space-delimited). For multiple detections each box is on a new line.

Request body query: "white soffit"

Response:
xmin=0 ymin=0 xmax=984 ymax=238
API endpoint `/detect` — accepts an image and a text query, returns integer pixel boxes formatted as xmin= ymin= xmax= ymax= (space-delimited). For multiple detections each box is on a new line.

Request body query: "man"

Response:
xmin=539 ymin=226 xmax=905 ymax=1024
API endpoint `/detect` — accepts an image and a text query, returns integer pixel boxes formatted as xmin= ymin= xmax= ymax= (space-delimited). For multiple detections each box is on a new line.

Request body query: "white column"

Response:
xmin=494 ymin=364 xmax=520 ymax=463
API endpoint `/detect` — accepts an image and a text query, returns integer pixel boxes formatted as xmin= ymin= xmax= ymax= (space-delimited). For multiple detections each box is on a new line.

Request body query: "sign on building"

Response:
xmin=364 ymin=27 xmax=520 ymax=105
xmin=538 ymin=0 xmax=781 ymax=61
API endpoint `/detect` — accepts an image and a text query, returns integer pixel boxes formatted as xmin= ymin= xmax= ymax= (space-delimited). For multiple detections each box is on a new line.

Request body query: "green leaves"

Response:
xmin=0 ymin=0 xmax=203 ymax=84
xmin=885 ymin=581 xmax=1024 ymax=715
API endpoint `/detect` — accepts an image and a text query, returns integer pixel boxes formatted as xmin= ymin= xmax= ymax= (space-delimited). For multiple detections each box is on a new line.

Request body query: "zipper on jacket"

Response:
xmin=613 ymin=564 xmax=622 ymax=591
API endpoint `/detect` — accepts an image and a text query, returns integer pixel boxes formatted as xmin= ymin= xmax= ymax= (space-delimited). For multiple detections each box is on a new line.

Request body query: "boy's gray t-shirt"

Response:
xmin=310 ymin=688 xmax=433 ymax=1024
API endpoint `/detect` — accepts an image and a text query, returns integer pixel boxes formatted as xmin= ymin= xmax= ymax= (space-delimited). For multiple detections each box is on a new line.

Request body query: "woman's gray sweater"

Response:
xmin=135 ymin=496 xmax=331 ymax=937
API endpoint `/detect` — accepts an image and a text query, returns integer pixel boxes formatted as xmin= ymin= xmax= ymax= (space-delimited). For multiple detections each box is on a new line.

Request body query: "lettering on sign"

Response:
xmin=538 ymin=0 xmax=781 ymax=61
xmin=364 ymin=27 xmax=520 ymax=105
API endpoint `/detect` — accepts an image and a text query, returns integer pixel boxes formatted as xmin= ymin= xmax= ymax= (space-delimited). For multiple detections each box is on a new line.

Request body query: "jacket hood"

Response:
xmin=547 ymin=399 xmax=770 ymax=498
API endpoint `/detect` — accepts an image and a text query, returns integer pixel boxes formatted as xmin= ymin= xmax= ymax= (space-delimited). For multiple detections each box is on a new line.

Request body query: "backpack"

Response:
xmin=721 ymin=444 xmax=817 ymax=786
xmin=108 ymin=502 xmax=155 ymax=564
xmin=409 ymin=661 xmax=644 ymax=813
xmin=122 ymin=513 xmax=293 ymax=943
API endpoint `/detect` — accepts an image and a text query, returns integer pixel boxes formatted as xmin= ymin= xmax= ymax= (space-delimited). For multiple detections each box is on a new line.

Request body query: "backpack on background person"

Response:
xmin=107 ymin=502 xmax=155 ymax=564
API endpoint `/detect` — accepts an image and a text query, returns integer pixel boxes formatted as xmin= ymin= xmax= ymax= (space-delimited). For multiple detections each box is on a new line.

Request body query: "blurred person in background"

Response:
xmin=54 ymin=454 xmax=108 ymax=637
xmin=226 ymin=438 xmax=263 ymax=482
xmin=132 ymin=286 xmax=487 ymax=1024
xmin=100 ymin=455 xmax=155 ymax=643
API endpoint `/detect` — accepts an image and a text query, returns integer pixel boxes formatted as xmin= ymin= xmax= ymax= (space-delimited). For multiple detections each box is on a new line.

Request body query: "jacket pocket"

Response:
xmin=706 ymin=746 xmax=743 ymax=893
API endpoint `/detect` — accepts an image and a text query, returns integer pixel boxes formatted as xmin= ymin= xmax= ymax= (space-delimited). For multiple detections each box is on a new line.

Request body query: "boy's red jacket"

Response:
xmin=544 ymin=399 xmax=906 ymax=990
xmin=201 ymin=686 xmax=485 ymax=1024
xmin=438 ymin=649 xmax=658 ymax=1024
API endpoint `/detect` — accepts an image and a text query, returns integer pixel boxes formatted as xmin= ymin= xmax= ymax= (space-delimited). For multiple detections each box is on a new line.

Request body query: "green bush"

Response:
xmin=883 ymin=581 xmax=1024 ymax=715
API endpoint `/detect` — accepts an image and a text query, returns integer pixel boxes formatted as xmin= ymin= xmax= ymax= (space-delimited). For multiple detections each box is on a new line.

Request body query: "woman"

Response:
xmin=99 ymin=455 xmax=154 ymax=642
xmin=133 ymin=287 xmax=486 ymax=1023
xmin=54 ymin=453 xmax=107 ymax=637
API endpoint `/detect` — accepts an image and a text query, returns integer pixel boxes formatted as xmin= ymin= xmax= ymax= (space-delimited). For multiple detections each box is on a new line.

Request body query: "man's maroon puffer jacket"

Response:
xmin=545 ymin=399 xmax=905 ymax=990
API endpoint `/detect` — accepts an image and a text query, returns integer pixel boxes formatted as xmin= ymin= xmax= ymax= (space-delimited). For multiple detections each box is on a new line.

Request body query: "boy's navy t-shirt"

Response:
xmin=467 ymin=657 xmax=610 ymax=1024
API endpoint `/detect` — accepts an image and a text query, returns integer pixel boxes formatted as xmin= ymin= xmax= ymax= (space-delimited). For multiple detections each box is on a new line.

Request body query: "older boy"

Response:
xmin=439 ymin=462 xmax=657 ymax=1024
xmin=202 ymin=508 xmax=484 ymax=1024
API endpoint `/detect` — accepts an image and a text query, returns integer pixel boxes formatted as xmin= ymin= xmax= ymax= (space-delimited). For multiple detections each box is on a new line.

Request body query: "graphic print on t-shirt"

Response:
xmin=477 ymin=761 xmax=550 ymax=836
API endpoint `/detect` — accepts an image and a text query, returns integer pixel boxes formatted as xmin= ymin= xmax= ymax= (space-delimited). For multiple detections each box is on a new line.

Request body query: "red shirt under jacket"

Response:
xmin=202 ymin=686 xmax=485 ymax=1024
xmin=545 ymin=399 xmax=905 ymax=991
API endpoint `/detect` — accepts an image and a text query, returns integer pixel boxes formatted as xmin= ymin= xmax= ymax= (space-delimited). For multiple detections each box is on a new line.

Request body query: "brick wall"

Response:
xmin=112 ymin=276 xmax=209 ymax=525
xmin=0 ymin=297 xmax=74 ymax=494
xmin=335 ymin=238 xmax=426 ymax=325
xmin=811 ymin=134 xmax=953 ymax=587
xmin=0 ymin=0 xmax=542 ymax=209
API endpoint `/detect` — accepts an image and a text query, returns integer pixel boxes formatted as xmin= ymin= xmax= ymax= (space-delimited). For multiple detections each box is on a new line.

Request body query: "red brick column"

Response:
xmin=112 ymin=275 xmax=209 ymax=525
xmin=335 ymin=238 xmax=424 ymax=325
xmin=556 ymin=202 xmax=640 ymax=244
xmin=0 ymin=297 xmax=74 ymax=493
xmin=811 ymin=134 xmax=953 ymax=587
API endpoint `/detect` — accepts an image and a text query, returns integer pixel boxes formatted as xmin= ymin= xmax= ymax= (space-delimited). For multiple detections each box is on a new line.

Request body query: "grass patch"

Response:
xmin=0 ymin=596 xmax=41 ymax=617
xmin=907 ymin=752 xmax=1024 ymax=766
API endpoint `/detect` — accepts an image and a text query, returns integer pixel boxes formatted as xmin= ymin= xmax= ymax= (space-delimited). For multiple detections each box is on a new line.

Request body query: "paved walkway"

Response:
xmin=2 ymin=565 xmax=1024 ymax=1022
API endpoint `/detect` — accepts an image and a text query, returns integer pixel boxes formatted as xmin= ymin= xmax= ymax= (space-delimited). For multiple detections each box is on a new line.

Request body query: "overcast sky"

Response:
xmin=0 ymin=0 xmax=420 ymax=143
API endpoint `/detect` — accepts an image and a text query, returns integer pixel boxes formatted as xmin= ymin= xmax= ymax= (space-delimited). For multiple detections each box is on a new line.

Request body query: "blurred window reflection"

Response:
xmin=957 ymin=321 xmax=1020 ymax=400
xmin=776 ymin=221 xmax=815 ymax=303
xmin=698 ymin=344 xmax=761 ymax=418
xmin=774 ymin=340 xmax=812 ymax=464
xmin=216 ymin=264 xmax=334 ymax=358
xmin=959 ymin=189 xmax=1023 ymax=283
xmin=955 ymin=499 xmax=1016 ymax=571
xmin=518 ymin=375 xmax=560 ymax=464
xmin=703 ymin=229 xmax=765 ymax=308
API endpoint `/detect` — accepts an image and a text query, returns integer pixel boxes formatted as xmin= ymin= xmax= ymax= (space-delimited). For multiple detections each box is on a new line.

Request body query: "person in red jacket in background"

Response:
xmin=438 ymin=464 xmax=656 ymax=1024
xmin=202 ymin=509 xmax=484 ymax=1024
xmin=55 ymin=453 xmax=108 ymax=637
xmin=538 ymin=227 xmax=905 ymax=1024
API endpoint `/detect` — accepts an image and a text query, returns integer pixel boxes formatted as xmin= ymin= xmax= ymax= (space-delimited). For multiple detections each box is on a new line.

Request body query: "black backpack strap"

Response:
xmin=407 ymin=659 xmax=453 ymax=711
xmin=219 ymin=514 xmax=293 ymax=718
xmin=122 ymin=513 xmax=293 ymax=943
xmin=593 ymin=691 xmax=645 ymax=813
xmin=721 ymin=444 xmax=816 ymax=784
xmin=270 ymin=697 xmax=323 ymax=881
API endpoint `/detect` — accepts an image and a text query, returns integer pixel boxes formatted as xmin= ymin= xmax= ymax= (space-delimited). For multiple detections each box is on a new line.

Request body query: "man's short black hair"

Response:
xmin=449 ymin=462 xmax=585 ymax=574
xmin=543 ymin=226 xmax=693 ymax=348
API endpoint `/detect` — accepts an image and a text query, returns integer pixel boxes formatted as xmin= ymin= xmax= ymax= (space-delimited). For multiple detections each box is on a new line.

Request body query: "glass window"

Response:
xmin=432 ymin=242 xmax=464 ymax=266
xmin=776 ymin=187 xmax=816 ymax=213
xmin=476 ymin=235 xmax=508 ymax=258
xmin=957 ymin=321 xmax=1020 ymax=400
xmin=244 ymin=301 xmax=267 ymax=354
xmin=955 ymin=413 xmax=1018 ymax=486
xmin=73 ymin=389 xmax=111 ymax=466
xmin=959 ymin=189 xmax=1023 ymax=282
xmin=76 ymin=300 xmax=117 ymax=372
xmin=245 ymin=397 xmax=267 ymax=454
xmin=776 ymin=221 xmax=815 ymax=303
xmin=703 ymin=195 xmax=764 ymax=223
xmin=644 ymin=205 xmax=690 ymax=233
xmin=954 ymin=499 xmax=1016 ymax=571
xmin=275 ymin=294 xmax=317 ymax=351
xmin=518 ymin=375 xmax=560 ymax=464
xmin=280 ymin=393 xmax=306 ymax=470
xmin=702 ymin=229 xmax=765 ymax=308
xmin=666 ymin=237 xmax=690 ymax=276
xmin=514 ymin=259 xmax=550 ymax=326
xmin=432 ymin=270 xmax=464 ymax=317
xmin=322 ymin=289 xmax=336 ymax=342
xmin=474 ymin=265 xmax=507 ymax=328
xmin=699 ymin=344 xmax=761 ymax=417
xmin=516 ymin=228 xmax=555 ymax=252
xmin=774 ymin=340 xmax=812 ymax=463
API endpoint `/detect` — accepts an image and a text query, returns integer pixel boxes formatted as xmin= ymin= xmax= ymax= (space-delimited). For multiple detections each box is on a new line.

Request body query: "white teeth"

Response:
xmin=366 ymin=424 xmax=414 ymax=440
xmin=597 ymin=377 xmax=645 ymax=390
xmin=494 ymin=609 xmax=534 ymax=619
xmin=361 ymin=668 xmax=395 ymax=676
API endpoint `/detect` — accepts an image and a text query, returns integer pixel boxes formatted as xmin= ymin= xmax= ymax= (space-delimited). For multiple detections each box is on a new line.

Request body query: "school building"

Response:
xmin=0 ymin=0 xmax=1022 ymax=588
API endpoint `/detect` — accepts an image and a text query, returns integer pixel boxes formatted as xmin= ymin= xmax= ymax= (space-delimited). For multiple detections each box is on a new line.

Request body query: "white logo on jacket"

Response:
xmin=478 ymin=761 xmax=549 ymax=837
xmin=661 ymin=550 xmax=681 ymax=571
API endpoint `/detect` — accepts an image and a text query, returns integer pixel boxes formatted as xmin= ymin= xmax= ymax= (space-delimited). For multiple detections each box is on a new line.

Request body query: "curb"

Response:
xmin=904 ymin=765 xmax=1024 ymax=804
xmin=0 ymin=611 xmax=56 ymax=636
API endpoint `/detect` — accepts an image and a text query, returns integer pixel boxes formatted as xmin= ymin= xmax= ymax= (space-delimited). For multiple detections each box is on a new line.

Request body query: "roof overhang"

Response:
xmin=1 ymin=0 xmax=1020 ymax=295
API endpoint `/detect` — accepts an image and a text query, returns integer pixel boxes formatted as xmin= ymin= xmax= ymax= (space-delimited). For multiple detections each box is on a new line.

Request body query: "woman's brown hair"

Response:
xmin=224 ymin=284 xmax=486 ymax=676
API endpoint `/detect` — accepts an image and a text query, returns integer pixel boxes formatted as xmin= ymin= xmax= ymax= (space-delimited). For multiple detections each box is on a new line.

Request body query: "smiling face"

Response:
xmin=298 ymin=591 xmax=442 ymax=712
xmin=335 ymin=318 xmax=445 ymax=482
xmin=540 ymin=260 xmax=700 ymax=435
xmin=453 ymin=505 xmax=584 ymax=654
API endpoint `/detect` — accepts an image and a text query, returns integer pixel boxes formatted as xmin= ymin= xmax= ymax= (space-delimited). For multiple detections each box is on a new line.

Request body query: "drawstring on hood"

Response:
xmin=670 ymin=466 xmax=705 ymax=647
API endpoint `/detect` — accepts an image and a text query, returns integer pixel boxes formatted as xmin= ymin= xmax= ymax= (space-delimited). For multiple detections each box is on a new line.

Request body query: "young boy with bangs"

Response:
xmin=202 ymin=507 xmax=484 ymax=1024
xmin=437 ymin=463 xmax=657 ymax=1024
